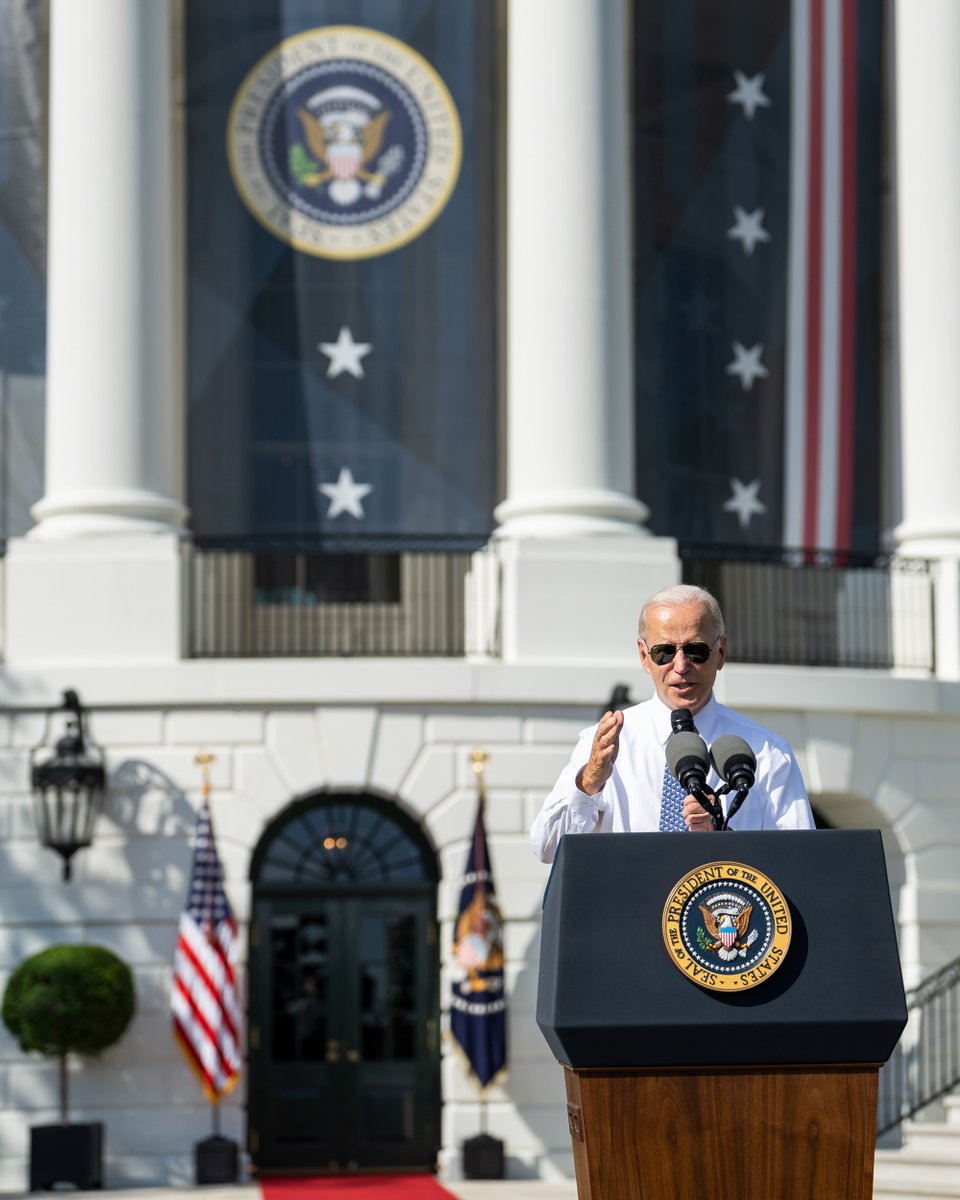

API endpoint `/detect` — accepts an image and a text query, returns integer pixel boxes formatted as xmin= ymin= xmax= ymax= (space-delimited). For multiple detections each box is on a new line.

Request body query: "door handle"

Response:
xmin=345 ymin=1049 xmax=361 ymax=1063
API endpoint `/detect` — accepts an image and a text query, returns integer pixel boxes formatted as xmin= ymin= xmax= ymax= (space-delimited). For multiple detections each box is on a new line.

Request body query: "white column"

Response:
xmin=494 ymin=0 xmax=648 ymax=538
xmin=891 ymin=0 xmax=960 ymax=677
xmin=30 ymin=0 xmax=185 ymax=538
xmin=5 ymin=0 xmax=186 ymax=664
xmin=464 ymin=0 xmax=678 ymax=666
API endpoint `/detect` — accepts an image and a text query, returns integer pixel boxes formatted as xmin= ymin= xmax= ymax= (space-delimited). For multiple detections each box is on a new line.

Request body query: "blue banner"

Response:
xmin=185 ymin=1 xmax=497 ymax=543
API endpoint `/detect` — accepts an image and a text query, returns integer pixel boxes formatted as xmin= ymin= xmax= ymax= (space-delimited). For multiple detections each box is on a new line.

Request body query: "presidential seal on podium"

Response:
xmin=662 ymin=860 xmax=792 ymax=992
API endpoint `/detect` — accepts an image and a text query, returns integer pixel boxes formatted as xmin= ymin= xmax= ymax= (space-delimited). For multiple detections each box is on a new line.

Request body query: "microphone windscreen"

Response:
xmin=710 ymin=735 xmax=757 ymax=782
xmin=665 ymin=730 xmax=710 ymax=780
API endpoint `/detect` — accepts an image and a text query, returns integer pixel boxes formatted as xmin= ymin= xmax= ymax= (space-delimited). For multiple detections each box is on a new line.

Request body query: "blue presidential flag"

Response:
xmin=450 ymin=761 xmax=506 ymax=1091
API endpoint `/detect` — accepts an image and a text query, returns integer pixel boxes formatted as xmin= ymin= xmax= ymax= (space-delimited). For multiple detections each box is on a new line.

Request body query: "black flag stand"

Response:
xmin=195 ymin=1106 xmax=238 ymax=1186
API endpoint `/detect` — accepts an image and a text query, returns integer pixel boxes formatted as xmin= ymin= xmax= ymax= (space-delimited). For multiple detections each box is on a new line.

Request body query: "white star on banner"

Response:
xmin=318 ymin=327 xmax=373 ymax=379
xmin=725 ymin=341 xmax=769 ymax=392
xmin=319 ymin=467 xmax=373 ymax=519
xmin=726 ymin=206 xmax=771 ymax=256
xmin=727 ymin=70 xmax=771 ymax=120
xmin=723 ymin=478 xmax=767 ymax=529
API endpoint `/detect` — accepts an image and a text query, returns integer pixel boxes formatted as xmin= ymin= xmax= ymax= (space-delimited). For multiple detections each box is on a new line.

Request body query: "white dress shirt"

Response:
xmin=530 ymin=694 xmax=814 ymax=863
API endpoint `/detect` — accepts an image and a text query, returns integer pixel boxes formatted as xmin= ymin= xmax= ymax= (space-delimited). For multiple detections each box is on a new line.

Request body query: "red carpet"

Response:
xmin=260 ymin=1176 xmax=457 ymax=1199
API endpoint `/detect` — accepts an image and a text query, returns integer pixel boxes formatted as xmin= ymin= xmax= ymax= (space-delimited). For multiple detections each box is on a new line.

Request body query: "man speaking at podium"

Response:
xmin=531 ymin=584 xmax=815 ymax=863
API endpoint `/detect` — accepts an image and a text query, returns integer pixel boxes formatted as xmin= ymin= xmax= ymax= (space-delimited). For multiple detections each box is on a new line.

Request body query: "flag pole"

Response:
xmin=470 ymin=750 xmax=489 ymax=1142
xmin=196 ymin=752 xmax=220 ymax=1141
xmin=174 ymin=751 xmax=240 ymax=1183
xmin=453 ymin=747 xmax=506 ymax=1177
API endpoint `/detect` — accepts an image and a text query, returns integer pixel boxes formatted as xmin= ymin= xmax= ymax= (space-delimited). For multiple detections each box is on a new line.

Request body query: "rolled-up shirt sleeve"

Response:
xmin=755 ymin=741 xmax=814 ymax=829
xmin=531 ymin=728 xmax=607 ymax=863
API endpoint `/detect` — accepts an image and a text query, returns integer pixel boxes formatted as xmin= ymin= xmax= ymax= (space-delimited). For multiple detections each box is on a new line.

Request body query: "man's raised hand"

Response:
xmin=576 ymin=709 xmax=624 ymax=795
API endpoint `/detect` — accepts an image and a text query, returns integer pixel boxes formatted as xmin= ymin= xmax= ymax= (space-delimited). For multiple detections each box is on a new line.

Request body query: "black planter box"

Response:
xmin=462 ymin=1132 xmax=505 ymax=1179
xmin=195 ymin=1135 xmax=239 ymax=1185
xmin=30 ymin=1122 xmax=103 ymax=1191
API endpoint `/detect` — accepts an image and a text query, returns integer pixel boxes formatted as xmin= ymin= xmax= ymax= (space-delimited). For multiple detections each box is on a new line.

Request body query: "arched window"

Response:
xmin=251 ymin=792 xmax=439 ymax=887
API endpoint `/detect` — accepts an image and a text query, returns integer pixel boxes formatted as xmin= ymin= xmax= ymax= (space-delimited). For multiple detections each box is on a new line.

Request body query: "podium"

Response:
xmin=537 ymin=830 xmax=907 ymax=1200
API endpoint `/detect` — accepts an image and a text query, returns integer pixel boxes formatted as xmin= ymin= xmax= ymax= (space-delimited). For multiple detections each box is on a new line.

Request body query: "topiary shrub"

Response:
xmin=2 ymin=944 xmax=135 ymax=1124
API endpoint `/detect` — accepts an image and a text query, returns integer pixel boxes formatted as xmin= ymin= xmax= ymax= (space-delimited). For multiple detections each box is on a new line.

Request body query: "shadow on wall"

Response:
xmin=104 ymin=759 xmax=199 ymax=891
xmin=502 ymin=923 xmax=576 ymax=1181
xmin=811 ymin=793 xmax=906 ymax=941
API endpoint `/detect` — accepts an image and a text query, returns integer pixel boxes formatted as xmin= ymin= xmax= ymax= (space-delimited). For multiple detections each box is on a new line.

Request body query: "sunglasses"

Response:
xmin=644 ymin=635 xmax=719 ymax=666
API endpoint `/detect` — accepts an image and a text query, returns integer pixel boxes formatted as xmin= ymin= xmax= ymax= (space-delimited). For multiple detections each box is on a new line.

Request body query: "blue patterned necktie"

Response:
xmin=660 ymin=762 xmax=688 ymax=832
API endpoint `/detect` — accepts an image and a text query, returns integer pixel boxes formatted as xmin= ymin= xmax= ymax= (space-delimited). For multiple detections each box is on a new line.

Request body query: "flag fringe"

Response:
xmin=172 ymin=1023 xmax=240 ymax=1104
xmin=443 ymin=1026 xmax=509 ymax=1097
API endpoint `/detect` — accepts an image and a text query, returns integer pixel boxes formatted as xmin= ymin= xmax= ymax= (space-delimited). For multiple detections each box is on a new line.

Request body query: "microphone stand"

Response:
xmin=691 ymin=781 xmax=752 ymax=831
xmin=689 ymin=781 xmax=725 ymax=831
xmin=721 ymin=785 xmax=750 ymax=830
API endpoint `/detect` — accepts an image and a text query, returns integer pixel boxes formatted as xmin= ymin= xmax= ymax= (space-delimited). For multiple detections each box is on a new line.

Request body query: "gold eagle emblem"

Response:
xmin=699 ymin=902 xmax=753 ymax=941
xmin=294 ymin=108 xmax=392 ymax=189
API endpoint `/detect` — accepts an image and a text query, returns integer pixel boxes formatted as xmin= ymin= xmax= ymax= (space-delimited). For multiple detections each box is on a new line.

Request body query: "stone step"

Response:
xmin=874 ymin=1146 xmax=960 ymax=1194
xmin=899 ymin=1124 xmax=960 ymax=1153
xmin=945 ymin=1094 xmax=960 ymax=1127
xmin=873 ymin=1180 xmax=960 ymax=1200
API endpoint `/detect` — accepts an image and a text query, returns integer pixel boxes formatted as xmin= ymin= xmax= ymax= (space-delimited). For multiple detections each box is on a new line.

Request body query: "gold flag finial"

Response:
xmin=471 ymin=751 xmax=488 ymax=804
xmin=195 ymin=752 xmax=215 ymax=799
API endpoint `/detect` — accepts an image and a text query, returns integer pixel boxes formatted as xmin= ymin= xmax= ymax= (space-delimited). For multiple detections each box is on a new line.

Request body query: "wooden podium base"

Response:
xmin=563 ymin=1064 xmax=879 ymax=1200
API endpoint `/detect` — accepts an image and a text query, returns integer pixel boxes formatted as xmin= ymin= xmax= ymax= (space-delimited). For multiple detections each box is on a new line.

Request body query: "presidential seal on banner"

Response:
xmin=662 ymin=861 xmax=792 ymax=992
xmin=227 ymin=25 xmax=462 ymax=260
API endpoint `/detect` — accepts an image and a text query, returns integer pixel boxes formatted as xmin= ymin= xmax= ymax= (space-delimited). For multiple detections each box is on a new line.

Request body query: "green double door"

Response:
xmin=247 ymin=893 xmax=440 ymax=1172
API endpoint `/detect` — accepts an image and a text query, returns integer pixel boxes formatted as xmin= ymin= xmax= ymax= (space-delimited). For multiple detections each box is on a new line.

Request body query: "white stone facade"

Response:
xmin=0 ymin=657 xmax=958 ymax=1186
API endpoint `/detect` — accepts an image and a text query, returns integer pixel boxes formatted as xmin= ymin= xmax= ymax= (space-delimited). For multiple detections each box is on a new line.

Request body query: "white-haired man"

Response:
xmin=531 ymin=584 xmax=814 ymax=863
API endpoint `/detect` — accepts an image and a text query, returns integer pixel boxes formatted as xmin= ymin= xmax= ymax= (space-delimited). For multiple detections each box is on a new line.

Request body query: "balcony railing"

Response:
xmin=681 ymin=545 xmax=934 ymax=672
xmin=187 ymin=538 xmax=935 ymax=664
xmin=189 ymin=536 xmax=484 ymax=658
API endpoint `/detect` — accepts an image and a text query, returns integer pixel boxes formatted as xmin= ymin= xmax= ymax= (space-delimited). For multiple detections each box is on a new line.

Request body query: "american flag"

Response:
xmin=171 ymin=797 xmax=242 ymax=1101
xmin=783 ymin=0 xmax=865 ymax=550
xmin=634 ymin=0 xmax=882 ymax=553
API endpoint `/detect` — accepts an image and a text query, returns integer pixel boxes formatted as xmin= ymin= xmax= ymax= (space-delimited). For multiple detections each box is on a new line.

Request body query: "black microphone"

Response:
xmin=710 ymin=735 xmax=757 ymax=791
xmin=670 ymin=708 xmax=697 ymax=736
xmin=665 ymin=730 xmax=711 ymax=797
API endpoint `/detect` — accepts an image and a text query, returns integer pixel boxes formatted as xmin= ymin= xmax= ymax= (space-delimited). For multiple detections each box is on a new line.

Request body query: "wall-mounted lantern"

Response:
xmin=30 ymin=690 xmax=106 ymax=881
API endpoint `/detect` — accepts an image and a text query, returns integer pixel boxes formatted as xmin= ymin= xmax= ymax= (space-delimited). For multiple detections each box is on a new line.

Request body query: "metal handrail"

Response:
xmin=877 ymin=955 xmax=960 ymax=1136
